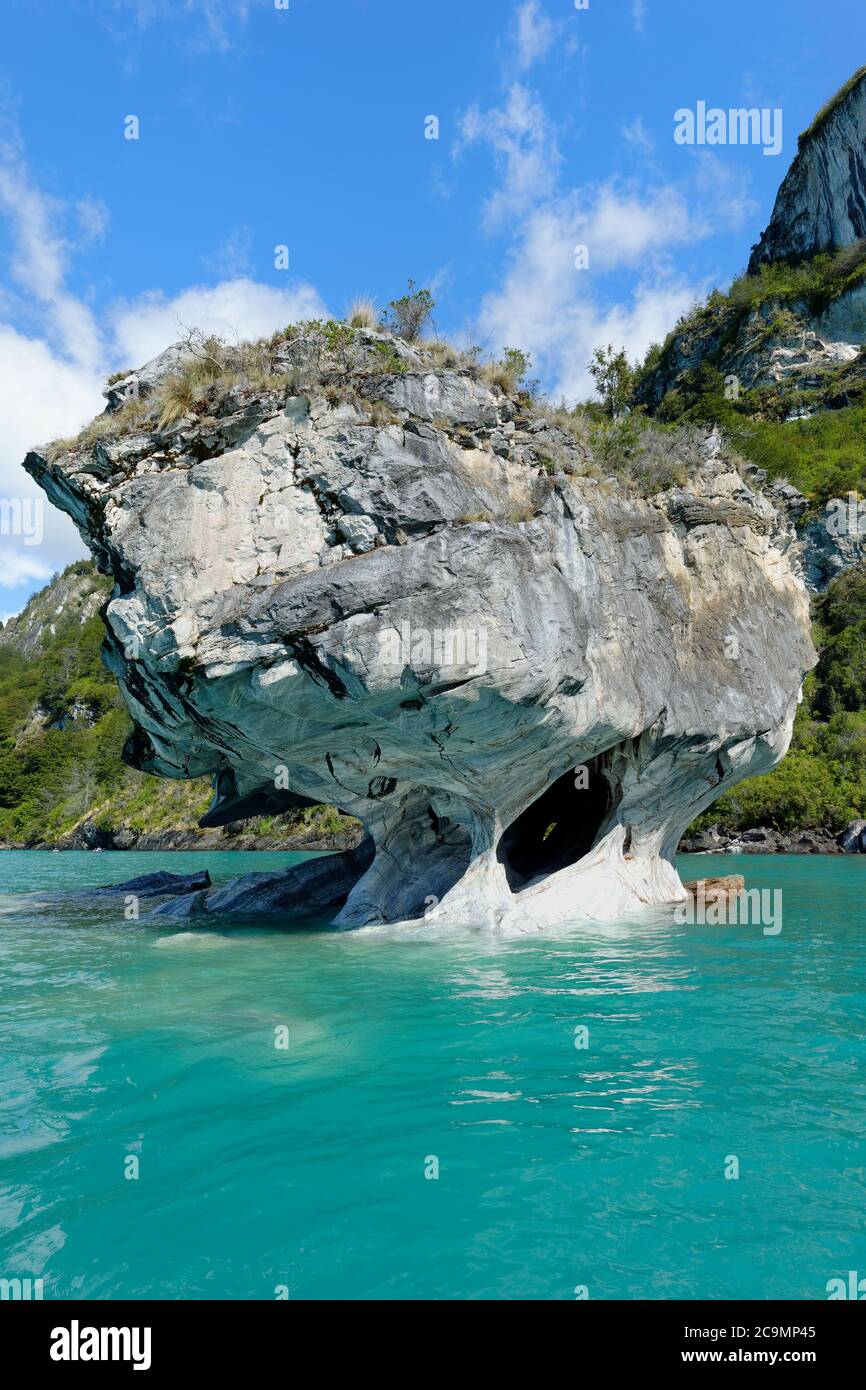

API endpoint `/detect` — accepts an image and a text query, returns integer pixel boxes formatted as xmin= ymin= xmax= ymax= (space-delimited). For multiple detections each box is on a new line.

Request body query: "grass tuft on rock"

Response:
xmin=797 ymin=65 xmax=866 ymax=149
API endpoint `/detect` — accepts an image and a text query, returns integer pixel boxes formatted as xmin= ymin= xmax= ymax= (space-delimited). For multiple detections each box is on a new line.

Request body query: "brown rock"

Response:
xmin=683 ymin=874 xmax=746 ymax=905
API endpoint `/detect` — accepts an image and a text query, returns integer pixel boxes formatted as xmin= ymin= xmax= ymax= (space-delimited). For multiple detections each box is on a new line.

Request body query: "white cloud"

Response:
xmin=104 ymin=0 xmax=253 ymax=55
xmin=0 ymin=141 xmax=327 ymax=606
xmin=76 ymin=197 xmax=110 ymax=243
xmin=557 ymin=283 xmax=698 ymax=402
xmin=0 ymin=159 xmax=102 ymax=371
xmin=109 ymin=277 xmax=327 ymax=365
xmin=457 ymin=84 xmax=560 ymax=230
xmin=462 ymin=58 xmax=757 ymax=405
xmin=509 ymin=0 xmax=583 ymax=72
xmin=202 ymin=224 xmax=254 ymax=279
xmin=475 ymin=186 xmax=703 ymax=401
xmin=0 ymin=326 xmax=106 ymax=590
xmin=0 ymin=166 xmax=64 ymax=301
xmin=0 ymin=550 xmax=53 ymax=589
xmin=0 ymin=327 xmax=104 ymax=460
xmin=0 ymin=145 xmax=113 ymax=599
xmin=690 ymin=151 xmax=758 ymax=233
xmin=622 ymin=116 xmax=655 ymax=154
xmin=514 ymin=1 xmax=555 ymax=70
xmin=632 ymin=0 xmax=647 ymax=33
xmin=579 ymin=182 xmax=692 ymax=269
xmin=193 ymin=0 xmax=252 ymax=53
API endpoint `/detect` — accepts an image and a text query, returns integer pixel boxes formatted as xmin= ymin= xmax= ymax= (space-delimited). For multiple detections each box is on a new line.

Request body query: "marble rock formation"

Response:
xmin=26 ymin=335 xmax=815 ymax=930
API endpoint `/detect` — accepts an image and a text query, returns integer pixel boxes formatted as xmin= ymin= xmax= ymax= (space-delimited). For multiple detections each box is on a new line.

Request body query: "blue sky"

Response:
xmin=1 ymin=0 xmax=866 ymax=619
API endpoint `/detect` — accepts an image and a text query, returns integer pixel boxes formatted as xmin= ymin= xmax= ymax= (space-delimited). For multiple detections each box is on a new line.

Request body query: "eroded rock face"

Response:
xmin=637 ymin=72 xmax=866 ymax=415
xmin=749 ymin=72 xmax=866 ymax=271
xmin=26 ymin=344 xmax=816 ymax=930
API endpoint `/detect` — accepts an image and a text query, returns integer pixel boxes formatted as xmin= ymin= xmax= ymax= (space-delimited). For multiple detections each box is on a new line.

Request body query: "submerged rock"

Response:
xmin=25 ymin=335 xmax=816 ymax=930
xmin=150 ymin=835 xmax=374 ymax=921
xmin=88 ymin=869 xmax=211 ymax=898
xmin=40 ymin=868 xmax=212 ymax=907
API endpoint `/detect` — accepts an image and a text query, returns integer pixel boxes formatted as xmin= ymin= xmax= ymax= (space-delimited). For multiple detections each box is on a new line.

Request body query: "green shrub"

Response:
xmin=689 ymin=566 xmax=866 ymax=836
xmin=588 ymin=344 xmax=635 ymax=418
xmin=812 ymin=563 xmax=866 ymax=716
xmin=381 ymin=280 xmax=435 ymax=341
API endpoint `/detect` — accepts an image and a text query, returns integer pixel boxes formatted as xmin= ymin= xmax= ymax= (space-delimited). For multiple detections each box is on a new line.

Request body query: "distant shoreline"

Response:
xmin=0 ymin=827 xmax=363 ymax=855
xmin=2 ymin=832 xmax=862 ymax=857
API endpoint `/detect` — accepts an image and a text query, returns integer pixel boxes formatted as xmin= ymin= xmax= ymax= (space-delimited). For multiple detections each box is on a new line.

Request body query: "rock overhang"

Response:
xmin=24 ymin=335 xmax=817 ymax=930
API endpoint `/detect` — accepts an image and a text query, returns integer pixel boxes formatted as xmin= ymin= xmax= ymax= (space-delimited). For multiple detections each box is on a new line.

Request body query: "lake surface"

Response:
xmin=0 ymin=849 xmax=864 ymax=1300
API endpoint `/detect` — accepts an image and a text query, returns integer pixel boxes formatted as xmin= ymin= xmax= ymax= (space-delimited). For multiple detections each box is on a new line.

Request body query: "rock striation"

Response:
xmin=749 ymin=69 xmax=866 ymax=271
xmin=26 ymin=330 xmax=816 ymax=930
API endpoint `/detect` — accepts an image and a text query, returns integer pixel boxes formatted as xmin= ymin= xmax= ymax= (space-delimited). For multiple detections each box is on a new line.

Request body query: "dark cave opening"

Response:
xmin=496 ymin=760 xmax=614 ymax=892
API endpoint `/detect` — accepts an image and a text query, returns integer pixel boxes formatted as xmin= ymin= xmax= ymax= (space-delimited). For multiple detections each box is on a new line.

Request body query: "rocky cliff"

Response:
xmin=24 ymin=324 xmax=816 ymax=929
xmin=749 ymin=67 xmax=866 ymax=271
xmin=0 ymin=562 xmax=106 ymax=658
xmin=636 ymin=67 xmax=866 ymax=446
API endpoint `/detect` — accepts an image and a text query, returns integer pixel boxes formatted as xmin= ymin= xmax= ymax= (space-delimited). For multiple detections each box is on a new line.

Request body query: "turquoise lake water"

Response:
xmin=0 ymin=849 xmax=864 ymax=1301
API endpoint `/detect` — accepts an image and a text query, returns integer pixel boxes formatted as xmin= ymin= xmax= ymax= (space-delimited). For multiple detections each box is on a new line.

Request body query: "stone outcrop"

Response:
xmin=25 ymin=332 xmax=816 ymax=930
xmin=840 ymin=818 xmax=866 ymax=852
xmin=749 ymin=69 xmax=866 ymax=271
xmin=104 ymin=342 xmax=194 ymax=413
xmin=634 ymin=284 xmax=866 ymax=423
xmin=797 ymin=510 xmax=866 ymax=591
xmin=745 ymin=467 xmax=866 ymax=593
xmin=634 ymin=68 xmax=866 ymax=608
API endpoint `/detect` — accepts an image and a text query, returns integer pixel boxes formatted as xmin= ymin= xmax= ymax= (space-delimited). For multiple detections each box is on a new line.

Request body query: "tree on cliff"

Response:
xmin=588 ymin=344 xmax=634 ymax=419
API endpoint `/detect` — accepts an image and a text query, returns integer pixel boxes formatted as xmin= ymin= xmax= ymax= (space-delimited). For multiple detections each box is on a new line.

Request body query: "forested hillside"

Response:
xmin=0 ymin=561 xmax=357 ymax=850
